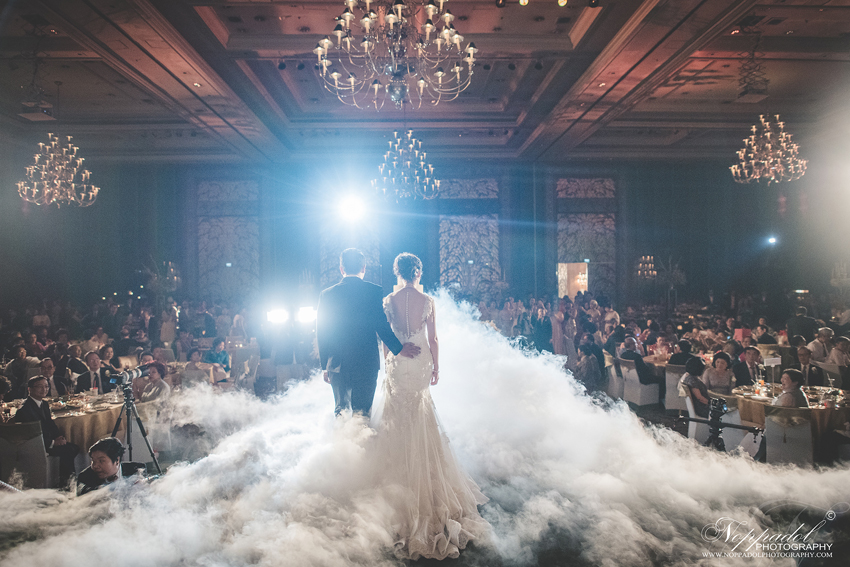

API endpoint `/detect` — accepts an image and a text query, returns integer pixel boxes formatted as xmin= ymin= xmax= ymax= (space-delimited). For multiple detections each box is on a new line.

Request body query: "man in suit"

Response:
xmin=732 ymin=346 xmax=761 ymax=387
xmin=14 ymin=376 xmax=80 ymax=481
xmin=75 ymin=351 xmax=114 ymax=394
xmin=791 ymin=346 xmax=824 ymax=387
xmin=39 ymin=358 xmax=72 ymax=398
xmin=753 ymin=325 xmax=778 ymax=345
xmin=807 ymin=327 xmax=833 ymax=363
xmin=619 ymin=336 xmax=664 ymax=402
xmin=668 ymin=339 xmax=695 ymax=366
xmin=786 ymin=306 xmax=819 ymax=343
xmin=317 ymin=248 xmax=420 ymax=416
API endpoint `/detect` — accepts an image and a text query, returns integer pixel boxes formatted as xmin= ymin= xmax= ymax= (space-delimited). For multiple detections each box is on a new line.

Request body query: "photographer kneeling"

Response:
xmin=77 ymin=437 xmax=146 ymax=496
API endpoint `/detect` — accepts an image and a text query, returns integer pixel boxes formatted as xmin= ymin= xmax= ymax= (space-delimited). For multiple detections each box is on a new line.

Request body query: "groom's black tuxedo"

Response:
xmin=317 ymin=276 xmax=404 ymax=415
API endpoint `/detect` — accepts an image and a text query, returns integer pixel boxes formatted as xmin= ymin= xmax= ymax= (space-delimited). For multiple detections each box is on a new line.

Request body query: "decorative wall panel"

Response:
xmin=439 ymin=215 xmax=502 ymax=298
xmin=196 ymin=179 xmax=260 ymax=303
xmin=556 ymin=178 xmax=616 ymax=199
xmin=557 ymin=213 xmax=616 ymax=300
xmin=198 ymin=217 xmax=260 ymax=303
xmin=438 ymin=178 xmax=499 ymax=199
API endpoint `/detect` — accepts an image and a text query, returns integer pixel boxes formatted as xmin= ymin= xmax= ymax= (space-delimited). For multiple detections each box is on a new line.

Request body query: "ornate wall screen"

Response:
xmin=437 ymin=178 xmax=499 ymax=199
xmin=196 ymin=180 xmax=260 ymax=303
xmin=556 ymin=178 xmax=616 ymax=199
xmin=439 ymin=214 xmax=503 ymax=299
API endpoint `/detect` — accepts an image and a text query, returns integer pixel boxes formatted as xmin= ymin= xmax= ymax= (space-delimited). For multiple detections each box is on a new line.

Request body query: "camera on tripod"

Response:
xmin=110 ymin=364 xmax=151 ymax=387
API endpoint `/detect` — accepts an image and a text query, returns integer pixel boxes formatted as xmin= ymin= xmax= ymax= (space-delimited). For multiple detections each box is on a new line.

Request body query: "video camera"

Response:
xmin=110 ymin=363 xmax=151 ymax=387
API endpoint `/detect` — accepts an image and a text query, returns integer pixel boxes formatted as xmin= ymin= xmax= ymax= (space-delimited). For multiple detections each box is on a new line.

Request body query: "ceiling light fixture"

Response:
xmin=316 ymin=0 xmax=478 ymax=110
xmin=372 ymin=130 xmax=439 ymax=200
xmin=18 ymin=133 xmax=100 ymax=207
xmin=730 ymin=30 xmax=807 ymax=184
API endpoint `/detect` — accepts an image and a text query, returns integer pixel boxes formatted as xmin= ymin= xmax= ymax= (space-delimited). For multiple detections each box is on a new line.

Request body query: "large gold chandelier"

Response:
xmin=730 ymin=114 xmax=807 ymax=184
xmin=372 ymin=130 xmax=440 ymax=200
xmin=314 ymin=0 xmax=477 ymax=109
xmin=17 ymin=133 xmax=99 ymax=207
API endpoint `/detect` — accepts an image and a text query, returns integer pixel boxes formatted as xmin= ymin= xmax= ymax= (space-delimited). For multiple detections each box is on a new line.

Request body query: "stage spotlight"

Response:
xmin=519 ymin=0 xmax=528 ymax=5
xmin=495 ymin=0 xmax=505 ymax=7
xmin=588 ymin=0 xmax=600 ymax=7
xmin=338 ymin=195 xmax=365 ymax=222
xmin=298 ymin=306 xmax=317 ymax=324
xmin=768 ymin=236 xmax=777 ymax=245
xmin=277 ymin=61 xmax=286 ymax=70
xmin=267 ymin=309 xmax=290 ymax=324
xmin=558 ymin=0 xmax=568 ymax=5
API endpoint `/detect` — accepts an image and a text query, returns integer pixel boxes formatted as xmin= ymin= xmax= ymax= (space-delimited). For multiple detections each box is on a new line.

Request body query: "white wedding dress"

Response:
xmin=375 ymin=288 xmax=489 ymax=560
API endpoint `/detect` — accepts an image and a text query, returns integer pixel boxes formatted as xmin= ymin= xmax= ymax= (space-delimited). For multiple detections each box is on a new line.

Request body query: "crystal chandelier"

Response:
xmin=372 ymin=130 xmax=440 ymax=200
xmin=730 ymin=114 xmax=807 ymax=184
xmin=17 ymin=133 xmax=99 ymax=207
xmin=315 ymin=0 xmax=478 ymax=110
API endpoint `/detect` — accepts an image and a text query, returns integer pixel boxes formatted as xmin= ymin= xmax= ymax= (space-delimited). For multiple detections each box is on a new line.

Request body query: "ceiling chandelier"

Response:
xmin=729 ymin=29 xmax=806 ymax=184
xmin=372 ymin=130 xmax=440 ymax=200
xmin=730 ymin=114 xmax=807 ymax=184
xmin=314 ymin=0 xmax=478 ymax=110
xmin=17 ymin=133 xmax=100 ymax=207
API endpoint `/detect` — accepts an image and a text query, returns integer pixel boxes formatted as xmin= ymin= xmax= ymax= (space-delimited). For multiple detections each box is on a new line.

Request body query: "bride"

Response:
xmin=375 ymin=252 xmax=490 ymax=560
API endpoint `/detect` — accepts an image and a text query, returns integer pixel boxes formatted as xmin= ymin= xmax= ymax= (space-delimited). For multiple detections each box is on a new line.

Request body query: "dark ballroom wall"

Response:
xmin=1 ymin=145 xmax=845 ymax=313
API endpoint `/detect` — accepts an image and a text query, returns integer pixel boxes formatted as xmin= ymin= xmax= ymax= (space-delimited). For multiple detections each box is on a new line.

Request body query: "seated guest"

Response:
xmin=112 ymin=327 xmax=135 ymax=357
xmin=603 ymin=325 xmax=626 ymax=357
xmin=98 ymin=345 xmax=121 ymax=374
xmin=182 ymin=348 xmax=211 ymax=385
xmin=2 ymin=345 xmax=40 ymax=399
xmin=772 ymin=369 xmax=810 ymax=408
xmin=826 ymin=336 xmax=850 ymax=368
xmin=44 ymin=328 xmax=71 ymax=360
xmin=140 ymin=361 xmax=171 ymax=402
xmin=24 ymin=332 xmax=45 ymax=358
xmin=732 ymin=346 xmax=761 ymax=387
xmin=39 ymin=357 xmax=72 ymax=398
xmin=703 ymin=351 xmax=734 ymax=395
xmin=203 ymin=337 xmax=231 ymax=374
xmin=75 ymin=351 xmax=114 ymax=394
xmin=132 ymin=328 xmax=152 ymax=353
xmin=680 ymin=357 xmax=710 ymax=418
xmin=788 ymin=334 xmax=808 ymax=348
xmin=807 ymin=327 xmax=834 ymax=362
xmin=619 ymin=336 xmax=664 ymax=402
xmin=580 ymin=333 xmax=606 ymax=377
xmin=574 ymin=344 xmax=603 ymax=393
xmin=791 ymin=346 xmax=824 ymax=387
xmin=753 ymin=325 xmax=778 ymax=345
xmin=668 ymin=340 xmax=695 ymax=366
xmin=76 ymin=437 xmax=146 ymax=496
xmin=56 ymin=344 xmax=89 ymax=383
xmin=14 ymin=376 xmax=80 ymax=481
xmin=132 ymin=352 xmax=155 ymax=400
xmin=80 ymin=329 xmax=102 ymax=355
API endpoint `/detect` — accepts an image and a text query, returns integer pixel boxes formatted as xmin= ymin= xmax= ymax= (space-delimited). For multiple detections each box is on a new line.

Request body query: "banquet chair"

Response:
xmin=620 ymin=359 xmax=659 ymax=407
xmin=0 ymin=422 xmax=60 ymax=488
xmin=605 ymin=359 xmax=623 ymax=400
xmin=26 ymin=366 xmax=43 ymax=379
xmin=664 ymin=364 xmax=687 ymax=413
xmin=237 ymin=354 xmax=261 ymax=392
xmin=197 ymin=337 xmax=213 ymax=351
xmin=681 ymin=386 xmax=711 ymax=445
xmin=763 ymin=406 xmax=814 ymax=467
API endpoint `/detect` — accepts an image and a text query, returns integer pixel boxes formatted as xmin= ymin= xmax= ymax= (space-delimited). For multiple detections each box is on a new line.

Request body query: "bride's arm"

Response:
xmin=427 ymin=305 xmax=439 ymax=385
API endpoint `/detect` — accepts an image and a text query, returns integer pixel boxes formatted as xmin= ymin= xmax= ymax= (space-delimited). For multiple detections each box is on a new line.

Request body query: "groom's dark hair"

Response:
xmin=340 ymin=248 xmax=366 ymax=275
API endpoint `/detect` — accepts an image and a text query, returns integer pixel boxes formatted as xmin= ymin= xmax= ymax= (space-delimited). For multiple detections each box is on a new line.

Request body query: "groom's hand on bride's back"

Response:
xmin=399 ymin=343 xmax=421 ymax=358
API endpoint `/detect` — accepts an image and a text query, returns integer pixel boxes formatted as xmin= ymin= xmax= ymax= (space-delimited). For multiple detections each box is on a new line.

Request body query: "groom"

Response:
xmin=317 ymin=248 xmax=420 ymax=416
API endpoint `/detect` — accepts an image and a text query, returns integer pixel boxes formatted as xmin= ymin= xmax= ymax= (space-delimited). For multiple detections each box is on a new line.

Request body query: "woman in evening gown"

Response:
xmin=376 ymin=253 xmax=489 ymax=560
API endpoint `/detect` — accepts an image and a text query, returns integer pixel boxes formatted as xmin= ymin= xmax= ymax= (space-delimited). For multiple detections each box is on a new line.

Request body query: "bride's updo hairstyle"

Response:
xmin=394 ymin=253 xmax=422 ymax=282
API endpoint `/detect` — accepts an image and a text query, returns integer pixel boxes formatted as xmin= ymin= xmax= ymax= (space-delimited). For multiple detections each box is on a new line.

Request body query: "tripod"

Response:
xmin=110 ymin=383 xmax=162 ymax=474
xmin=679 ymin=398 xmax=766 ymax=462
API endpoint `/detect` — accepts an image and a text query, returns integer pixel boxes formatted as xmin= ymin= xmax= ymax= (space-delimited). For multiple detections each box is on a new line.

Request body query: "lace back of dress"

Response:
xmin=389 ymin=289 xmax=431 ymax=340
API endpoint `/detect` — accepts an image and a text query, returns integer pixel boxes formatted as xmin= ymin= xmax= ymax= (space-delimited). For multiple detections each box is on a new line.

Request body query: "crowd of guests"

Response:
xmin=475 ymin=289 xmax=849 ymax=413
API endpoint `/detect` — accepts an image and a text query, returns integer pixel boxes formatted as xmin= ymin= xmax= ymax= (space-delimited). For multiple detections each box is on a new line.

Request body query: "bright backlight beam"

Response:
xmin=267 ymin=309 xmax=289 ymax=324
xmin=339 ymin=196 xmax=365 ymax=222
xmin=298 ymin=306 xmax=317 ymax=323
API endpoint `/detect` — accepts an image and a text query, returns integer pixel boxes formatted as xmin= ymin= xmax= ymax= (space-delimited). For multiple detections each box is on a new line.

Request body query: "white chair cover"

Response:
xmin=605 ymin=361 xmax=624 ymax=400
xmin=664 ymin=364 xmax=687 ymax=412
xmin=682 ymin=386 xmax=710 ymax=445
xmin=620 ymin=359 xmax=659 ymax=407
xmin=763 ymin=406 xmax=813 ymax=467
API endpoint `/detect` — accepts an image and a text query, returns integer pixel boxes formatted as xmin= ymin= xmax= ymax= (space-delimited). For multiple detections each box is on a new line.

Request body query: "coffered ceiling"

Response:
xmin=1 ymin=0 xmax=848 ymax=163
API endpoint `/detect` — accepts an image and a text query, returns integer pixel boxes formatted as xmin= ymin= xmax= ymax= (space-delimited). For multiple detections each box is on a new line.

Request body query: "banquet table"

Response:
xmin=643 ymin=355 xmax=666 ymax=378
xmin=53 ymin=397 xmax=159 ymax=455
xmin=729 ymin=385 xmax=850 ymax=462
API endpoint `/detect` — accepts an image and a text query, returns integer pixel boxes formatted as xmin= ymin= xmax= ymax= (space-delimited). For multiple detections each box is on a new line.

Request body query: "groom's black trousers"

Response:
xmin=331 ymin=366 xmax=378 ymax=417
